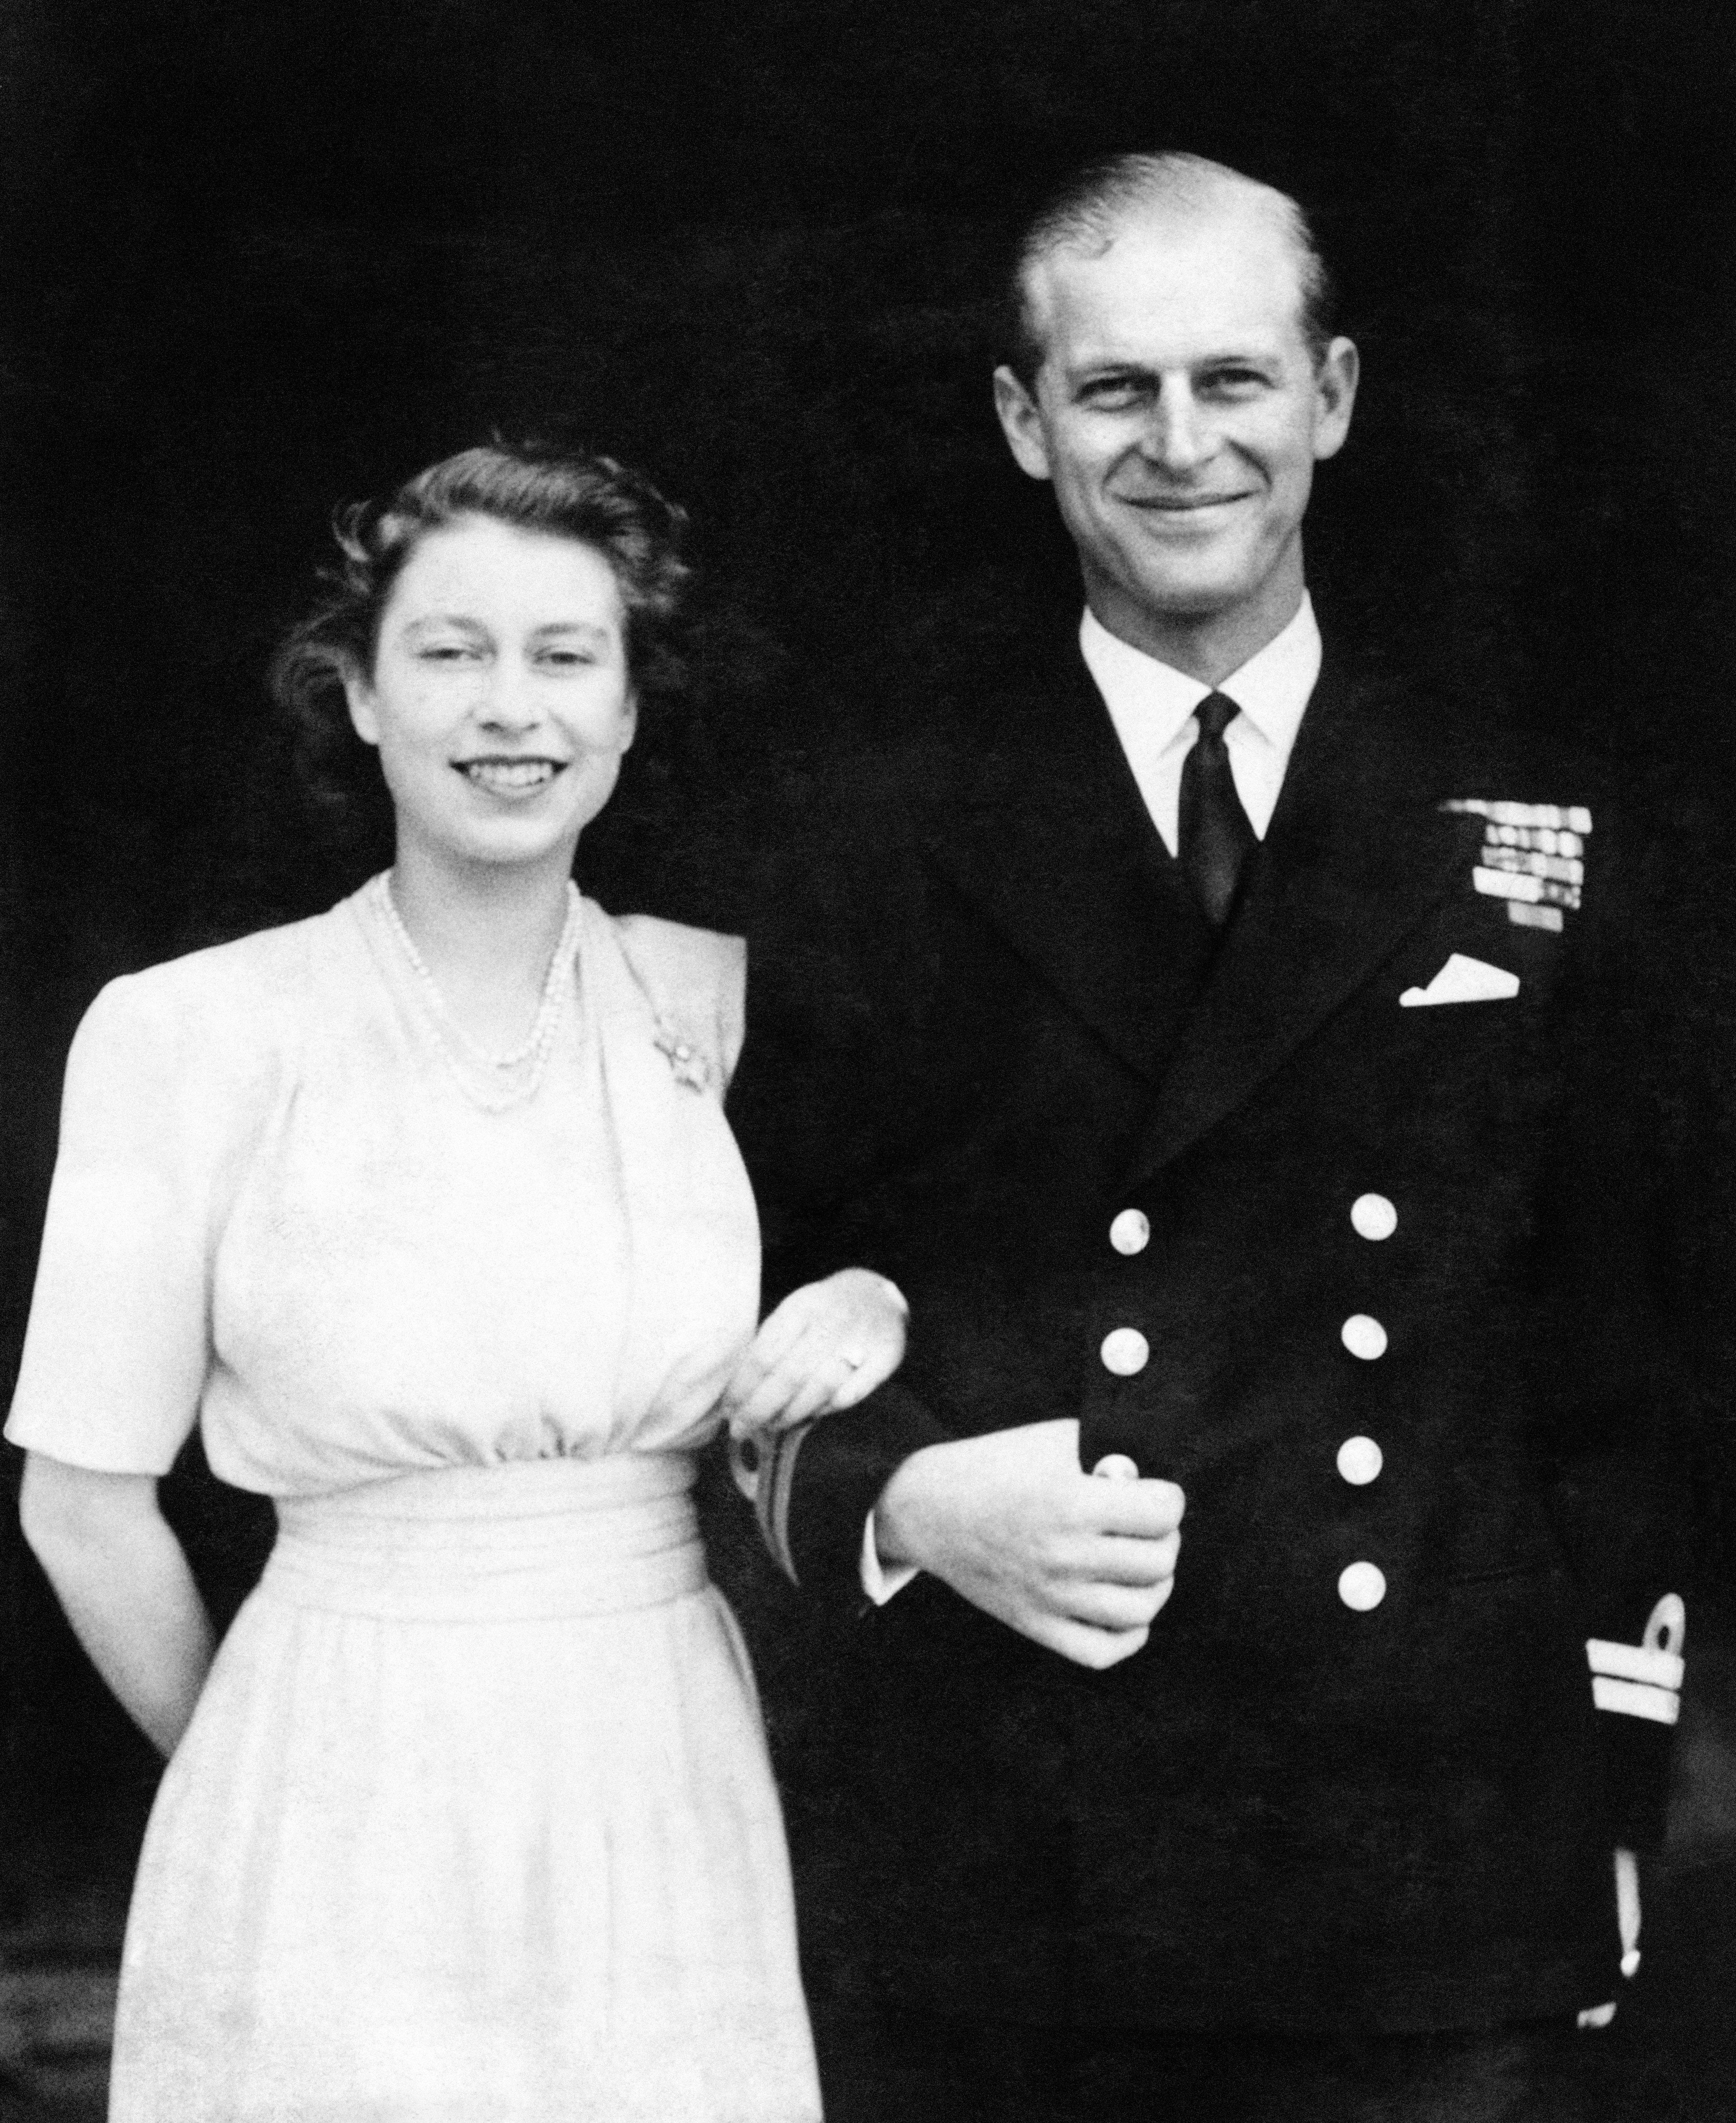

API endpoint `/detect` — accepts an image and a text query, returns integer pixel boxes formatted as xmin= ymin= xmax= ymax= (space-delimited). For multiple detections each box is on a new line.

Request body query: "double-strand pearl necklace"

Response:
xmin=370 ymin=871 xmax=583 ymax=1113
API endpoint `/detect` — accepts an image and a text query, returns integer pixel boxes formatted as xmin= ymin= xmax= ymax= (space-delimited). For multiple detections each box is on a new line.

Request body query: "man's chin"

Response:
xmin=1121 ymin=569 xmax=1251 ymax=623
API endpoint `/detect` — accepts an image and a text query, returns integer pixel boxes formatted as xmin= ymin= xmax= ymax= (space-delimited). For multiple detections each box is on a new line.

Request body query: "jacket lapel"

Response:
xmin=1127 ymin=658 xmax=1484 ymax=1181
xmin=923 ymin=642 xmax=1213 ymax=1086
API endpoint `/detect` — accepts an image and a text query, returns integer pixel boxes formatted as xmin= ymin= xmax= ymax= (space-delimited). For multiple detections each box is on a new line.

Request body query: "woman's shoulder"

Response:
xmin=597 ymin=907 xmax=746 ymax=1087
xmin=605 ymin=909 xmax=745 ymax=987
xmin=75 ymin=902 xmax=356 ymax=1079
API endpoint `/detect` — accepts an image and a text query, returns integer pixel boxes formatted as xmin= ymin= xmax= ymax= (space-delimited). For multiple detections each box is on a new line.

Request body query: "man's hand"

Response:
xmin=873 ymin=1419 xmax=1184 ymax=1670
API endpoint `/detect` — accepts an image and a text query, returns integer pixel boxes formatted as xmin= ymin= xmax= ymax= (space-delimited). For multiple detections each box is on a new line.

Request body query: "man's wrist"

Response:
xmin=872 ymin=1440 xmax=951 ymax=1572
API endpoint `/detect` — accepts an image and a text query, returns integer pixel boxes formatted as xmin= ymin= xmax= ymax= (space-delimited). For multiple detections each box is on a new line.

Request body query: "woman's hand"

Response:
xmin=719 ymin=1268 xmax=908 ymax=1436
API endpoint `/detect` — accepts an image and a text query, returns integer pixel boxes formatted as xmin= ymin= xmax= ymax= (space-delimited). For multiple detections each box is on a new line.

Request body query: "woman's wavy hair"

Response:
xmin=271 ymin=442 xmax=692 ymax=840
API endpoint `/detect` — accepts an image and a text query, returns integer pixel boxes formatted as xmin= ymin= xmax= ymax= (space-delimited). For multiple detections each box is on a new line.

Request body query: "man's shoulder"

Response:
xmin=1307 ymin=644 xmax=1657 ymax=953
xmin=786 ymin=620 xmax=1084 ymax=842
xmin=1313 ymin=635 xmax=1626 ymax=813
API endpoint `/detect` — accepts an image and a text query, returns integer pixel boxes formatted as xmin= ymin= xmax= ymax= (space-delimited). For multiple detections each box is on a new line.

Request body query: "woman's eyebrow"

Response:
xmin=401 ymin=611 xmax=489 ymax=633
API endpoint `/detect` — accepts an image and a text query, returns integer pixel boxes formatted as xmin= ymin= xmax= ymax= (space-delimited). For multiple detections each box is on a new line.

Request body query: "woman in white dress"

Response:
xmin=8 ymin=443 xmax=904 ymax=2122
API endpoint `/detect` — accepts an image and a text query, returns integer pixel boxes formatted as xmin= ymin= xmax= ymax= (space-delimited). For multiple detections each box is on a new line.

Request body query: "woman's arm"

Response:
xmin=18 ymin=1453 xmax=216 ymax=1758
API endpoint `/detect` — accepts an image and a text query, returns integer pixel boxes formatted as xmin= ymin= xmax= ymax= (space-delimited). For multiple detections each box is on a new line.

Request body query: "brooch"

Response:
xmin=652 ymin=1020 xmax=711 ymax=1092
xmin=1442 ymin=799 xmax=1592 ymax=933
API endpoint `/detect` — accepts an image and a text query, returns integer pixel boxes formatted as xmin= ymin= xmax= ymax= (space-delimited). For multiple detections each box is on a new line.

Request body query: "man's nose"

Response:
xmin=1139 ymin=387 xmax=1211 ymax=472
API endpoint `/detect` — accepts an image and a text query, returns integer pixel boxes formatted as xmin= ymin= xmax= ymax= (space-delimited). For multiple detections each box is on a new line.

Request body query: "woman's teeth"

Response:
xmin=462 ymin=760 xmax=560 ymax=792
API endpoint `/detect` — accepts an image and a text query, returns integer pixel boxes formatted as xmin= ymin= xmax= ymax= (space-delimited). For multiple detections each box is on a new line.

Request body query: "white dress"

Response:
xmin=5 ymin=882 xmax=822 ymax=2123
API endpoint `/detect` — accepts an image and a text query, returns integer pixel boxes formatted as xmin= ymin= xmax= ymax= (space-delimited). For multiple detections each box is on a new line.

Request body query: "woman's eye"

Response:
xmin=417 ymin=643 xmax=479 ymax=663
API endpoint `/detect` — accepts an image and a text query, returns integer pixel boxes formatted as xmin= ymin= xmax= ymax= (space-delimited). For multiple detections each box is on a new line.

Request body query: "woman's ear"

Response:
xmin=619 ymin=692 xmax=639 ymax=754
xmin=342 ymin=666 xmax=381 ymax=747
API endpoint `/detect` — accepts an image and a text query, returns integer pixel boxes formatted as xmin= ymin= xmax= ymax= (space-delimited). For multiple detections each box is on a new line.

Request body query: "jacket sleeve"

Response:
xmin=726 ymin=761 xmax=970 ymax=1600
xmin=1533 ymin=791 xmax=1693 ymax=1851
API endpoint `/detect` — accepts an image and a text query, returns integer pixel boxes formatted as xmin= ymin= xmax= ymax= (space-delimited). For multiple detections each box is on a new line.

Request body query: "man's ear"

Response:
xmin=993 ymin=366 xmax=1054 ymax=483
xmin=1310 ymin=336 xmax=1360 ymax=462
xmin=343 ymin=667 xmax=381 ymax=747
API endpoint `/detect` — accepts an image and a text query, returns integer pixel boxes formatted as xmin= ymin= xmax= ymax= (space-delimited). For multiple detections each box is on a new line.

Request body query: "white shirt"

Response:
xmin=860 ymin=595 xmax=1324 ymax=1604
xmin=1080 ymin=592 xmax=1320 ymax=854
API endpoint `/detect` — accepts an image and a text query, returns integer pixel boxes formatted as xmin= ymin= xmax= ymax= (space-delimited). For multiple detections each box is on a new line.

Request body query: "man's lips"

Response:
xmin=1118 ymin=491 xmax=1253 ymax=513
xmin=452 ymin=757 xmax=568 ymax=794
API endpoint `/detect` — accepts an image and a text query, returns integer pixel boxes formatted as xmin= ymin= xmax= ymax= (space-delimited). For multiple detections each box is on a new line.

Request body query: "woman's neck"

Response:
xmin=384 ymin=847 xmax=578 ymax=1057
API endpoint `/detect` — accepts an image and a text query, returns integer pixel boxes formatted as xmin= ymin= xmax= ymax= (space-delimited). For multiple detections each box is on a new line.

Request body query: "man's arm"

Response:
xmin=1535 ymin=786 xmax=1693 ymax=1856
xmin=742 ymin=1399 xmax=1183 ymax=1669
xmin=727 ymin=744 xmax=1184 ymax=1665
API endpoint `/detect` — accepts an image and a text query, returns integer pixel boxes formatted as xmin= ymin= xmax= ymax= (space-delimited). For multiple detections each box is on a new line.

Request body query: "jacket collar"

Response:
xmin=919 ymin=636 xmax=1214 ymax=1086
xmin=918 ymin=635 xmax=1484 ymax=1159
xmin=1126 ymin=650 xmax=1484 ymax=1181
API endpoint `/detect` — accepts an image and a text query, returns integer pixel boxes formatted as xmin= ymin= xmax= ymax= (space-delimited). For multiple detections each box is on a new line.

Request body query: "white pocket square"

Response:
xmin=1399 ymin=953 xmax=1520 ymax=1008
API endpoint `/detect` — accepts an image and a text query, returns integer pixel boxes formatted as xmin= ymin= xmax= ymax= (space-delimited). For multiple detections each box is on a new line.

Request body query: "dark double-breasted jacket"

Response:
xmin=728 ymin=623 xmax=1687 ymax=2035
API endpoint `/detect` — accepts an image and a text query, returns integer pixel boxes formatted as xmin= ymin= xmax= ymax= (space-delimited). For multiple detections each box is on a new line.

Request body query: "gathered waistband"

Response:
xmin=263 ymin=1454 xmax=706 ymax=1622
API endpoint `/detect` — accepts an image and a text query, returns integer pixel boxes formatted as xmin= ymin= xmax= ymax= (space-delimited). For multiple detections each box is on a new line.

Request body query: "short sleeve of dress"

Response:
xmin=6 ymin=962 xmax=275 ymax=1474
xmin=612 ymin=917 xmax=747 ymax=1092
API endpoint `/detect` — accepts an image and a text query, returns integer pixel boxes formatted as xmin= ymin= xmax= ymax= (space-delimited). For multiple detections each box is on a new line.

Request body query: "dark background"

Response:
xmin=1 ymin=0 xmax=1733 ymax=2092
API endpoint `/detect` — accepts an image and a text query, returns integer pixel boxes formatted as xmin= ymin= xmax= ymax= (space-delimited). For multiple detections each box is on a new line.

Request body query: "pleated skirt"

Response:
xmin=108 ymin=1454 xmax=822 ymax=2123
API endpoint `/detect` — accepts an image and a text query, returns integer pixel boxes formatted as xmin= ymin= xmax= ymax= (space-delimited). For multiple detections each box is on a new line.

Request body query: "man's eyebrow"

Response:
xmin=1068 ymin=359 xmax=1161 ymax=387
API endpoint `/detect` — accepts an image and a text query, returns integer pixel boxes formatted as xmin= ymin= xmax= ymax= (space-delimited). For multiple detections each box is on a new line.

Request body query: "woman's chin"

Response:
xmin=399 ymin=819 xmax=589 ymax=880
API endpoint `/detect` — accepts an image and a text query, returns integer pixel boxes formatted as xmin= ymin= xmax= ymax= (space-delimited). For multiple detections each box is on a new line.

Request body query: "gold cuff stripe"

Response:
xmin=1590 ymin=1675 xmax=1680 ymax=1725
xmin=1586 ymin=1638 xmax=1686 ymax=1691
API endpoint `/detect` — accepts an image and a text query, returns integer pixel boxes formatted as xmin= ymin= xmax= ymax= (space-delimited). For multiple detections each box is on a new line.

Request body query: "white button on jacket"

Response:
xmin=1338 ymin=1562 xmax=1387 ymax=1611
xmin=1350 ymin=1193 xmax=1397 ymax=1241
xmin=1336 ymin=1436 xmax=1384 ymax=1486
xmin=1100 ymin=1328 xmax=1150 ymax=1376
xmin=1341 ymin=1314 xmax=1388 ymax=1361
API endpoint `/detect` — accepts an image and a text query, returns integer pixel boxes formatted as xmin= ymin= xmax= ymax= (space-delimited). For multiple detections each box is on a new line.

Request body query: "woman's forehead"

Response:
xmin=386 ymin=516 xmax=624 ymax=627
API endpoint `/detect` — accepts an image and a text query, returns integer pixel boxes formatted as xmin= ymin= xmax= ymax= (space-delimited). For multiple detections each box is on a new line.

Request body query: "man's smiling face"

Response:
xmin=994 ymin=196 xmax=1357 ymax=673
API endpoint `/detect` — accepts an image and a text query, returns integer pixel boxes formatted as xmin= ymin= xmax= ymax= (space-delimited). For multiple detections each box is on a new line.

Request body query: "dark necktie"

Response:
xmin=1178 ymin=691 xmax=1256 ymax=927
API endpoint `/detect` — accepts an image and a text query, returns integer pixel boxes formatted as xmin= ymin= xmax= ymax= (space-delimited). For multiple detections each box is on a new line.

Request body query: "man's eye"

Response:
xmin=1081 ymin=380 xmax=1146 ymax=410
xmin=1202 ymin=369 xmax=1267 ymax=396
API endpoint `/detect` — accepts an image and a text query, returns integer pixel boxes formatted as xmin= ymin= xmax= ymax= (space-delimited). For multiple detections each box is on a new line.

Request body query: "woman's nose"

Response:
xmin=476 ymin=664 xmax=540 ymax=729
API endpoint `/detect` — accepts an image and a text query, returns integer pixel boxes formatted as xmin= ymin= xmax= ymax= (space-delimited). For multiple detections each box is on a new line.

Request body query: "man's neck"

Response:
xmin=1083 ymin=571 xmax=1308 ymax=688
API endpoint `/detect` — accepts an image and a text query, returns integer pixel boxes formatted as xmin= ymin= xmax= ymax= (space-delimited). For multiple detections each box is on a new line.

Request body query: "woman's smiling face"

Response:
xmin=344 ymin=514 xmax=637 ymax=878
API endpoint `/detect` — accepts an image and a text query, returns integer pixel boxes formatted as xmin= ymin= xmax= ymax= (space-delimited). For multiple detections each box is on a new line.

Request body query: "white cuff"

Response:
xmin=860 ymin=1510 xmax=920 ymax=1605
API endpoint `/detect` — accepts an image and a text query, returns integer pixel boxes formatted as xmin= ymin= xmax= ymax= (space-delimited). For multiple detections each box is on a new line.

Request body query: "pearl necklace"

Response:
xmin=370 ymin=872 xmax=582 ymax=1113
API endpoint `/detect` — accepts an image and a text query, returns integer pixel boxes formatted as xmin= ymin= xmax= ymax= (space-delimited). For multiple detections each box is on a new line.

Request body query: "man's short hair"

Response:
xmin=1002 ymin=151 xmax=1339 ymax=387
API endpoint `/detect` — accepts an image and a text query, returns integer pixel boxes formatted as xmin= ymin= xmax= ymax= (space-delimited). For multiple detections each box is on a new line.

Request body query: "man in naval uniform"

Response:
xmin=726 ymin=151 xmax=1688 ymax=2121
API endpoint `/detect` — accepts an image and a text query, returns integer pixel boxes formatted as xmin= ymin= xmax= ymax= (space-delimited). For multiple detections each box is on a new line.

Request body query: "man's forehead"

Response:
xmin=1027 ymin=210 xmax=1309 ymax=371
